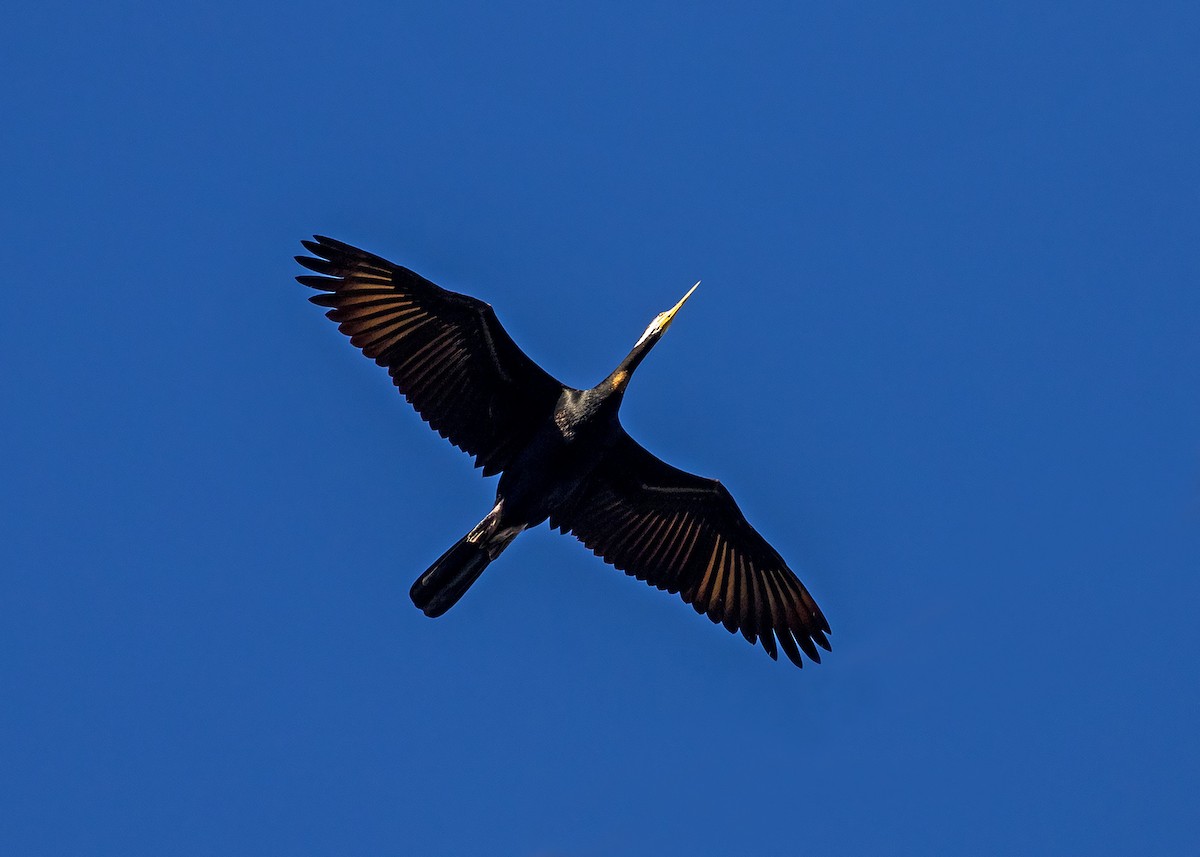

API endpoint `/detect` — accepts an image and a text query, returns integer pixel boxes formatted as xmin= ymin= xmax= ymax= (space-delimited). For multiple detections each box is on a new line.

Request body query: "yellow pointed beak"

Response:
xmin=661 ymin=281 xmax=699 ymax=327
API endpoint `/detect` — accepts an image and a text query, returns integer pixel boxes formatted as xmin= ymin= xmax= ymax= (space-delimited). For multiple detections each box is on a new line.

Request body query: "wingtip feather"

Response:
xmin=777 ymin=630 xmax=805 ymax=668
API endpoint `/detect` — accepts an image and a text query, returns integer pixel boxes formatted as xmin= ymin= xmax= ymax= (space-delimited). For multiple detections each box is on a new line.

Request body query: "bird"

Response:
xmin=295 ymin=235 xmax=831 ymax=667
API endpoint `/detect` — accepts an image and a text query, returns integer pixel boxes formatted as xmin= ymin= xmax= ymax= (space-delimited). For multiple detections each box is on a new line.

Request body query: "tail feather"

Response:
xmin=410 ymin=537 xmax=492 ymax=618
xmin=410 ymin=502 xmax=523 ymax=617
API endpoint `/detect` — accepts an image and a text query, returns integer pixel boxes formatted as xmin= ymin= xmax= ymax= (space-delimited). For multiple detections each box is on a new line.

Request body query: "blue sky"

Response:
xmin=3 ymin=2 xmax=1198 ymax=854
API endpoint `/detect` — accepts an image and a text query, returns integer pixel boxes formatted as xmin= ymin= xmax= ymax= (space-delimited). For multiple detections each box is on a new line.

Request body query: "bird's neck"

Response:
xmin=600 ymin=333 xmax=657 ymax=399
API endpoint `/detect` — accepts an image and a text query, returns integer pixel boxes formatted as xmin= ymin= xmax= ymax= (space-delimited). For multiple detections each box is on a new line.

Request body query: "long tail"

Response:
xmin=409 ymin=503 xmax=522 ymax=618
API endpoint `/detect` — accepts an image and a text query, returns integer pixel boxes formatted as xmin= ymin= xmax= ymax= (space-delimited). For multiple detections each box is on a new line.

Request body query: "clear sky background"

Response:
xmin=3 ymin=2 xmax=1198 ymax=855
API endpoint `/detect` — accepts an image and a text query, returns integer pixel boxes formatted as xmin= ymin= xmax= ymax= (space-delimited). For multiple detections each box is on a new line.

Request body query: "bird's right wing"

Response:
xmin=296 ymin=236 xmax=565 ymax=475
xmin=552 ymin=432 xmax=830 ymax=667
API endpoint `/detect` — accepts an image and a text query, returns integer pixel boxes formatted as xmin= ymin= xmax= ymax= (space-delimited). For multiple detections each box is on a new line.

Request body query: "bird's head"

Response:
xmin=607 ymin=282 xmax=699 ymax=394
xmin=634 ymin=281 xmax=699 ymax=349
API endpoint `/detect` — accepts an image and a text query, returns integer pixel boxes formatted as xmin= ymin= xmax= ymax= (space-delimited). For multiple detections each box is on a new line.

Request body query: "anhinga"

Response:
xmin=296 ymin=236 xmax=831 ymax=667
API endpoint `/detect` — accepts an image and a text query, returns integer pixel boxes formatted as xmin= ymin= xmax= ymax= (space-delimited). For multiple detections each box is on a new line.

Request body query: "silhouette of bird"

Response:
xmin=295 ymin=236 xmax=830 ymax=666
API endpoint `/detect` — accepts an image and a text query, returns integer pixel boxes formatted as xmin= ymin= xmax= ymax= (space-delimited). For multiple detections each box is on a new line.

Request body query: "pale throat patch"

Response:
xmin=635 ymin=318 xmax=663 ymax=348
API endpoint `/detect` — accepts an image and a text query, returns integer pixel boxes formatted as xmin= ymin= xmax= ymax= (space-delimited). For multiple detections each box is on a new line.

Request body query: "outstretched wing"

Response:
xmin=296 ymin=236 xmax=564 ymax=476
xmin=551 ymin=432 xmax=830 ymax=667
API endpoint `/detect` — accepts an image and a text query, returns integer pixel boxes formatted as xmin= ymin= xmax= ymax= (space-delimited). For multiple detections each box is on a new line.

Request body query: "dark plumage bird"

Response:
xmin=295 ymin=236 xmax=831 ymax=667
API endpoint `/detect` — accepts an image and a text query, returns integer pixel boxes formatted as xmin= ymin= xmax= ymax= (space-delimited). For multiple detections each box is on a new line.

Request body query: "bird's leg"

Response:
xmin=466 ymin=500 xmax=526 ymax=560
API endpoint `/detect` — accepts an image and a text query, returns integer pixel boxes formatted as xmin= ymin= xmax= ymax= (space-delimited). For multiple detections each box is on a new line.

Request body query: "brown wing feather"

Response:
xmin=296 ymin=236 xmax=564 ymax=475
xmin=551 ymin=432 xmax=830 ymax=667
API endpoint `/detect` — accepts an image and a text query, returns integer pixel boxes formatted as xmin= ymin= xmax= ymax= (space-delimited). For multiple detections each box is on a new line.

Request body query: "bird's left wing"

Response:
xmin=551 ymin=431 xmax=830 ymax=667
xmin=296 ymin=236 xmax=564 ymax=476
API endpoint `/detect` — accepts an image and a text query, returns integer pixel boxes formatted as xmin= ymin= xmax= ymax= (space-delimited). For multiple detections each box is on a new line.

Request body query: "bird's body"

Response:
xmin=296 ymin=236 xmax=830 ymax=667
xmin=500 ymin=386 xmax=619 ymax=526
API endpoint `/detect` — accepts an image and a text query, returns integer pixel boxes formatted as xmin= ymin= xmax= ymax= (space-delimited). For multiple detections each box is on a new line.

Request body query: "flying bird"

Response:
xmin=295 ymin=236 xmax=830 ymax=667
